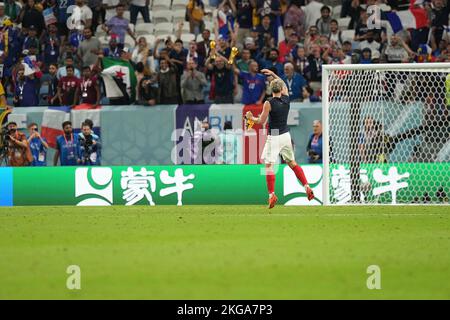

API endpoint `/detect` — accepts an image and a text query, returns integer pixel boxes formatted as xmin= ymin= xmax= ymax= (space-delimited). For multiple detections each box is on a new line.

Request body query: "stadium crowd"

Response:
xmin=0 ymin=0 xmax=448 ymax=109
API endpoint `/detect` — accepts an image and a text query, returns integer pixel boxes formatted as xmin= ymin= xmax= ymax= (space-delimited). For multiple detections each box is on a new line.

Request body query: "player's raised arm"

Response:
xmin=245 ymin=101 xmax=271 ymax=125
xmin=261 ymin=69 xmax=289 ymax=96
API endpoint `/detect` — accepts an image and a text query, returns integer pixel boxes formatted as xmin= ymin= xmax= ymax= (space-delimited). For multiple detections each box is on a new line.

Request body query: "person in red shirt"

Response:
xmin=79 ymin=66 xmax=100 ymax=105
xmin=57 ymin=65 xmax=80 ymax=107
xmin=279 ymin=31 xmax=300 ymax=63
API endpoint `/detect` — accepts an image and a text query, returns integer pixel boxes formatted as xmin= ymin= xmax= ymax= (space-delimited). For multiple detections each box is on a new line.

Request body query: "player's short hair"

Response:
xmin=270 ymin=79 xmax=284 ymax=94
xmin=62 ymin=121 xmax=72 ymax=129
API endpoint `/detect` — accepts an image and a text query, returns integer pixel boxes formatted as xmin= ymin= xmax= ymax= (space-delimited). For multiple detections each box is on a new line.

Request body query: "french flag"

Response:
xmin=385 ymin=0 xmax=429 ymax=33
xmin=41 ymin=106 xmax=71 ymax=149
xmin=275 ymin=16 xmax=285 ymax=46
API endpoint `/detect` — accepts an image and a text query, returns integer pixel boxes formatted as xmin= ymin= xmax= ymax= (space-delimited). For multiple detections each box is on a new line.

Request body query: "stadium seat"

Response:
xmin=156 ymin=34 xmax=177 ymax=43
xmin=152 ymin=0 xmax=171 ymax=11
xmin=123 ymin=10 xmax=131 ymax=21
xmin=135 ymin=23 xmax=155 ymax=35
xmin=152 ymin=10 xmax=173 ymax=24
xmin=338 ymin=17 xmax=351 ymax=31
xmin=154 ymin=22 xmax=174 ymax=36
xmin=128 ymin=23 xmax=135 ymax=33
xmin=173 ymin=9 xmax=186 ymax=24
xmin=124 ymin=35 xmax=136 ymax=49
xmin=341 ymin=29 xmax=355 ymax=42
xmin=180 ymin=33 xmax=196 ymax=44
xmin=204 ymin=21 xmax=213 ymax=32
xmin=96 ymin=24 xmax=106 ymax=36
xmin=332 ymin=5 xmax=342 ymax=19
xmin=99 ymin=36 xmax=110 ymax=47
xmin=172 ymin=0 xmax=188 ymax=11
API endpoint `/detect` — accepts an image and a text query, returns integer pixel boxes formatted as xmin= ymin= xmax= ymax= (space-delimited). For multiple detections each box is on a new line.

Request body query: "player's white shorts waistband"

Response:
xmin=261 ymin=132 xmax=295 ymax=164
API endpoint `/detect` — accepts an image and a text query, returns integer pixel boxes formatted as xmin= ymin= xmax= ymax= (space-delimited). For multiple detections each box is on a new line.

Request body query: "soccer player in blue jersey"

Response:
xmin=245 ymin=69 xmax=315 ymax=209
xmin=54 ymin=121 xmax=80 ymax=166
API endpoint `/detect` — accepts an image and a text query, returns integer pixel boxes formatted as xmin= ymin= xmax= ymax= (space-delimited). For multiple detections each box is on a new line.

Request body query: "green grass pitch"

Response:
xmin=0 ymin=205 xmax=449 ymax=300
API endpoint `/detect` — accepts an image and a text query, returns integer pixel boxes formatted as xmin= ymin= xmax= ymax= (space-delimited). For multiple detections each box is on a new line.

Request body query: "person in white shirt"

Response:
xmin=303 ymin=0 xmax=324 ymax=29
xmin=73 ymin=0 xmax=93 ymax=31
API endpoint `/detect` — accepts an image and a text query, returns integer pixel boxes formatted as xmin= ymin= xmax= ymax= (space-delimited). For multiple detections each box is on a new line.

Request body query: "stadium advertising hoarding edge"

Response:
xmin=0 ymin=163 xmax=449 ymax=206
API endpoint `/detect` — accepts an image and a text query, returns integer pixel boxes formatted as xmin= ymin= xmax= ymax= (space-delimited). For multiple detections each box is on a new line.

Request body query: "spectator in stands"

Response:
xmin=13 ymin=65 xmax=39 ymax=107
xmin=282 ymin=62 xmax=306 ymax=102
xmin=22 ymin=25 xmax=40 ymax=52
xmin=79 ymin=66 xmax=100 ymax=105
xmin=354 ymin=7 xmax=369 ymax=42
xmin=187 ymin=0 xmax=206 ymax=36
xmin=206 ymin=54 xmax=234 ymax=104
xmin=307 ymin=44 xmax=325 ymax=85
xmin=306 ymin=120 xmax=322 ymax=163
xmin=236 ymin=60 xmax=266 ymax=105
xmin=138 ymin=66 xmax=158 ymax=106
xmin=134 ymin=37 xmax=156 ymax=70
xmin=197 ymin=29 xmax=212 ymax=59
xmin=186 ymin=40 xmax=206 ymax=71
xmin=257 ymin=14 xmax=276 ymax=43
xmin=382 ymin=35 xmax=413 ymax=63
xmin=181 ymin=60 xmax=208 ymax=104
xmin=130 ymin=0 xmax=150 ymax=25
xmin=158 ymin=58 xmax=179 ymax=104
xmin=18 ymin=0 xmax=45 ymax=36
xmin=429 ymin=0 xmax=449 ymax=45
xmin=27 ymin=123 xmax=48 ymax=166
xmin=5 ymin=121 xmax=31 ymax=167
xmin=235 ymin=0 xmax=254 ymax=44
xmin=77 ymin=28 xmax=101 ymax=68
xmin=42 ymin=24 xmax=60 ymax=67
xmin=360 ymin=47 xmax=373 ymax=64
xmin=90 ymin=0 xmax=105 ymax=34
xmin=303 ymin=0 xmax=323 ymax=29
xmin=74 ymin=0 xmax=93 ymax=31
xmin=328 ymin=19 xmax=343 ymax=48
xmin=4 ymin=0 xmax=21 ymax=23
xmin=262 ymin=48 xmax=284 ymax=76
xmin=57 ymin=65 xmax=80 ymax=107
xmin=359 ymin=30 xmax=381 ymax=61
xmin=256 ymin=0 xmax=281 ymax=25
xmin=284 ymin=1 xmax=305 ymax=38
xmin=344 ymin=0 xmax=362 ymax=29
xmin=57 ymin=56 xmax=81 ymax=79
xmin=54 ymin=121 xmax=80 ymax=166
xmin=302 ymin=85 xmax=321 ymax=102
xmin=46 ymin=63 xmax=60 ymax=106
xmin=316 ymin=5 xmax=332 ymax=35
xmin=279 ymin=30 xmax=300 ymax=63
xmin=103 ymin=35 xmax=122 ymax=58
xmin=290 ymin=45 xmax=309 ymax=79
xmin=103 ymin=3 xmax=136 ymax=44
xmin=236 ymin=48 xmax=252 ymax=73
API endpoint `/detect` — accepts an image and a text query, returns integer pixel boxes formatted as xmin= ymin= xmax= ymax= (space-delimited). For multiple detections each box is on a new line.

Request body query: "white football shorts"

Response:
xmin=261 ymin=132 xmax=295 ymax=164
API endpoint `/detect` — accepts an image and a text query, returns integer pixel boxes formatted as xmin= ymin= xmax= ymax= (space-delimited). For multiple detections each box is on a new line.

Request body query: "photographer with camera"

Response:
xmin=78 ymin=121 xmax=101 ymax=166
xmin=306 ymin=120 xmax=323 ymax=164
xmin=2 ymin=122 xmax=32 ymax=167
xmin=27 ymin=123 xmax=49 ymax=166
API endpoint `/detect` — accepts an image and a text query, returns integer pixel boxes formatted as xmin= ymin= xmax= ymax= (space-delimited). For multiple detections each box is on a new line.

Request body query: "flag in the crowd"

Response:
xmin=22 ymin=56 xmax=40 ymax=76
xmin=275 ymin=16 xmax=285 ymax=45
xmin=41 ymin=106 xmax=71 ymax=148
xmin=43 ymin=8 xmax=57 ymax=26
xmin=101 ymin=57 xmax=137 ymax=102
xmin=71 ymin=104 xmax=102 ymax=138
xmin=385 ymin=1 xmax=428 ymax=33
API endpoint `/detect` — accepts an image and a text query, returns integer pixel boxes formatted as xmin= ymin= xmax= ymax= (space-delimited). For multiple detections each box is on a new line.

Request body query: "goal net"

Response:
xmin=322 ymin=63 xmax=450 ymax=205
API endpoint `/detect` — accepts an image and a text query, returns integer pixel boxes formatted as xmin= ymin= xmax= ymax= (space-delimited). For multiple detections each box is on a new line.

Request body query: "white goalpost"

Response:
xmin=322 ymin=63 xmax=450 ymax=205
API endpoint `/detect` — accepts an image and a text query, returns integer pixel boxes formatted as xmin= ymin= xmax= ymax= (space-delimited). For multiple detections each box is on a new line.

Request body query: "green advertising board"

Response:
xmin=10 ymin=165 xmax=323 ymax=206
xmin=1 ymin=163 xmax=449 ymax=206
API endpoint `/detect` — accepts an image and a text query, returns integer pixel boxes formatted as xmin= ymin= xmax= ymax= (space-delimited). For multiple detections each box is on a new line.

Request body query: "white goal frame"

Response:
xmin=322 ymin=62 xmax=450 ymax=205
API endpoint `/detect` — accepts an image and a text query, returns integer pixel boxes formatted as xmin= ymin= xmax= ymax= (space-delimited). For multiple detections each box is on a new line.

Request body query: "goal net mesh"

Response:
xmin=326 ymin=66 xmax=450 ymax=205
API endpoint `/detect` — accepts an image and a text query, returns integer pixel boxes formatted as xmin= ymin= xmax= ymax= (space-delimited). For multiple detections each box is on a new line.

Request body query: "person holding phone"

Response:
xmin=27 ymin=123 xmax=49 ymax=166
